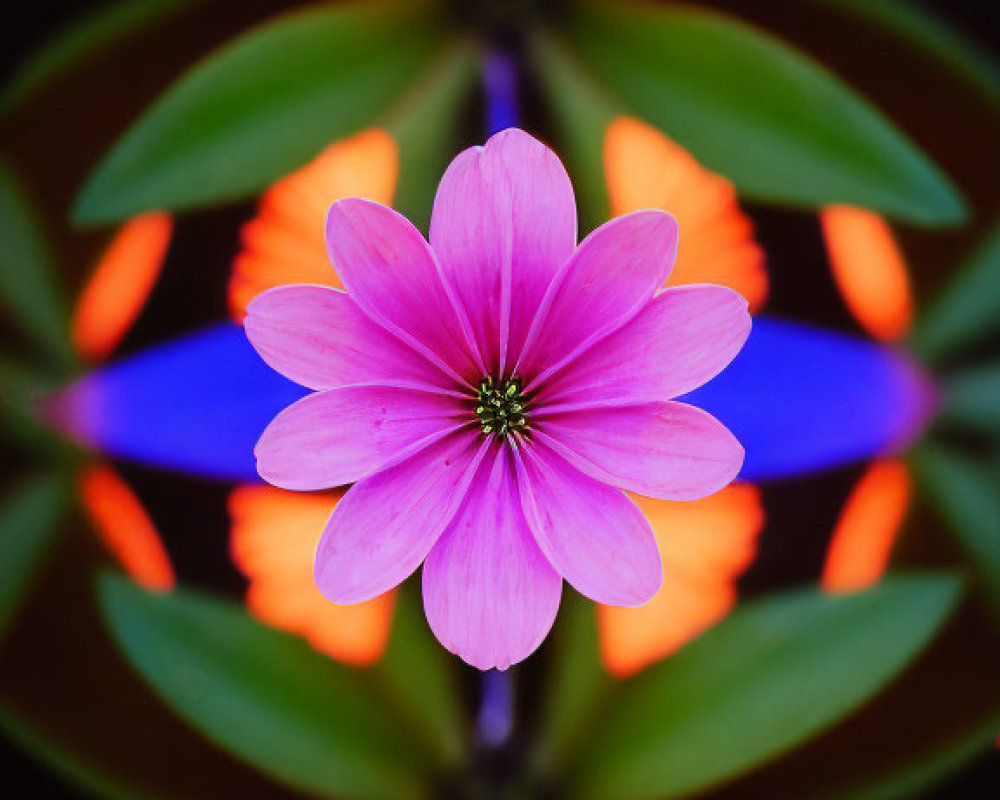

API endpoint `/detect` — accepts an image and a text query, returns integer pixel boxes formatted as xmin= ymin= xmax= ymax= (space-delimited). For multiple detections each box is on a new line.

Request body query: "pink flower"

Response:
xmin=246 ymin=128 xmax=749 ymax=670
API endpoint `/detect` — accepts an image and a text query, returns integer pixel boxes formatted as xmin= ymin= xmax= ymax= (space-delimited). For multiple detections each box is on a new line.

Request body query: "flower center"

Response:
xmin=476 ymin=377 xmax=528 ymax=438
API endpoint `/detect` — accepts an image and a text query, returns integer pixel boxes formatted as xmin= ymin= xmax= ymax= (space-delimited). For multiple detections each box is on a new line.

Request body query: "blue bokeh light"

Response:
xmin=46 ymin=316 xmax=935 ymax=484
xmin=684 ymin=316 xmax=935 ymax=481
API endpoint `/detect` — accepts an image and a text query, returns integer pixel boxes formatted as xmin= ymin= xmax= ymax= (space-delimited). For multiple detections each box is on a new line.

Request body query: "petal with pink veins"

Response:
xmin=255 ymin=384 xmax=466 ymax=491
xmin=515 ymin=441 xmax=662 ymax=606
xmin=315 ymin=432 xmax=488 ymax=604
xmin=245 ymin=285 xmax=459 ymax=391
xmin=533 ymin=401 xmax=744 ymax=501
xmin=430 ymin=128 xmax=577 ymax=375
xmin=423 ymin=446 xmax=562 ymax=670
xmin=537 ymin=285 xmax=750 ymax=407
xmin=518 ymin=211 xmax=678 ymax=389
xmin=326 ymin=198 xmax=482 ymax=384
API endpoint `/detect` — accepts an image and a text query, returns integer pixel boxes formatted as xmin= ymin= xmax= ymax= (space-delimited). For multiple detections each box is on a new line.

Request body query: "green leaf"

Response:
xmin=911 ymin=444 xmax=1000 ymax=613
xmin=940 ymin=361 xmax=1000 ymax=435
xmin=0 ymin=473 xmax=70 ymax=637
xmin=568 ymin=575 xmax=961 ymax=800
xmin=911 ymin=222 xmax=1000 ymax=364
xmin=0 ymin=0 xmax=197 ymax=114
xmin=559 ymin=0 xmax=966 ymax=225
xmin=0 ymin=356 xmax=71 ymax=455
xmin=97 ymin=574 xmax=433 ymax=800
xmin=826 ymin=711 xmax=1000 ymax=800
xmin=384 ymin=41 xmax=478 ymax=232
xmin=371 ymin=585 xmax=467 ymax=768
xmin=0 ymin=162 xmax=74 ymax=371
xmin=531 ymin=589 xmax=613 ymax=777
xmin=812 ymin=0 xmax=1000 ymax=110
xmin=530 ymin=34 xmax=616 ymax=231
xmin=74 ymin=0 xmax=452 ymax=224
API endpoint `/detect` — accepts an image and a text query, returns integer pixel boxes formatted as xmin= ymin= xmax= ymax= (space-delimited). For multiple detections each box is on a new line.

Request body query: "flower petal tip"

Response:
xmin=610 ymin=560 xmax=665 ymax=609
xmin=437 ymin=625 xmax=554 ymax=672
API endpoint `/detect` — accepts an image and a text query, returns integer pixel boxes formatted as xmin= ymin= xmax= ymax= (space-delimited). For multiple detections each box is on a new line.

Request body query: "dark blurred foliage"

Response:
xmin=1 ymin=2 xmax=999 ymax=798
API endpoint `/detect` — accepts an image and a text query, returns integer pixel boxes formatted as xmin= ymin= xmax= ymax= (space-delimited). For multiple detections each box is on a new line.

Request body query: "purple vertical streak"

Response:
xmin=478 ymin=45 xmax=519 ymax=747
xmin=483 ymin=49 xmax=519 ymax=134
xmin=477 ymin=668 xmax=514 ymax=747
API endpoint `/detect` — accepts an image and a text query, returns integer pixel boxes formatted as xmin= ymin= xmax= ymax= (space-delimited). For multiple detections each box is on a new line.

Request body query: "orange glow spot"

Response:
xmin=822 ymin=459 xmax=912 ymax=593
xmin=598 ymin=484 xmax=764 ymax=677
xmin=228 ymin=486 xmax=393 ymax=665
xmin=71 ymin=212 xmax=172 ymax=361
xmin=604 ymin=117 xmax=768 ymax=311
xmin=78 ymin=464 xmax=175 ymax=592
xmin=229 ymin=129 xmax=399 ymax=319
xmin=821 ymin=205 xmax=914 ymax=341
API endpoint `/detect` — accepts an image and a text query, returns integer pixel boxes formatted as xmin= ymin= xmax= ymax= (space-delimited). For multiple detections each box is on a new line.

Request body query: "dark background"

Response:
xmin=2 ymin=1 xmax=999 ymax=797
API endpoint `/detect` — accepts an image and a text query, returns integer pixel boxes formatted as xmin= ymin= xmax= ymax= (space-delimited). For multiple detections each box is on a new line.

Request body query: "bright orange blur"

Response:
xmin=78 ymin=464 xmax=175 ymax=592
xmin=229 ymin=129 xmax=399 ymax=318
xmin=604 ymin=117 xmax=768 ymax=311
xmin=598 ymin=484 xmax=764 ymax=677
xmin=71 ymin=212 xmax=172 ymax=361
xmin=229 ymin=486 xmax=394 ymax=665
xmin=821 ymin=205 xmax=914 ymax=341
xmin=822 ymin=459 xmax=912 ymax=593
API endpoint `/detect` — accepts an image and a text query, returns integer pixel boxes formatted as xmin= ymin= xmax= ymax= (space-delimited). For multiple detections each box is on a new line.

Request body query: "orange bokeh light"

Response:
xmin=604 ymin=116 xmax=768 ymax=311
xmin=78 ymin=464 xmax=175 ymax=592
xmin=71 ymin=212 xmax=172 ymax=361
xmin=821 ymin=205 xmax=914 ymax=342
xmin=822 ymin=459 xmax=912 ymax=593
xmin=598 ymin=484 xmax=764 ymax=677
xmin=229 ymin=485 xmax=394 ymax=666
xmin=228 ymin=129 xmax=399 ymax=319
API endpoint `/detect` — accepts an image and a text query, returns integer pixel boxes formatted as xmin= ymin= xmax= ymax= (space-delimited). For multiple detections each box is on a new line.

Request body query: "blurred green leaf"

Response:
xmin=568 ymin=575 xmax=961 ymax=800
xmin=371 ymin=585 xmax=467 ymax=768
xmin=0 ymin=473 xmax=70 ymax=636
xmin=826 ymin=711 xmax=1000 ymax=800
xmin=1 ymin=358 xmax=45 ymax=448
xmin=911 ymin=444 xmax=1000 ymax=613
xmin=911 ymin=223 xmax=1000 ymax=364
xmin=532 ymin=589 xmax=612 ymax=777
xmin=0 ymin=356 xmax=72 ymax=456
xmin=0 ymin=0 xmax=196 ymax=114
xmin=940 ymin=362 xmax=1000 ymax=435
xmin=97 ymin=574 xmax=434 ymax=800
xmin=813 ymin=0 xmax=1000 ymax=110
xmin=531 ymin=34 xmax=616 ymax=231
xmin=559 ymin=0 xmax=965 ymax=226
xmin=0 ymin=162 xmax=75 ymax=371
xmin=74 ymin=0 xmax=453 ymax=224
xmin=384 ymin=41 xmax=477 ymax=232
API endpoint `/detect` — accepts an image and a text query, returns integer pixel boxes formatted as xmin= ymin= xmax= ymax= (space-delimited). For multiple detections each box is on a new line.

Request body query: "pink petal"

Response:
xmin=326 ymin=198 xmax=482 ymax=385
xmin=430 ymin=129 xmax=577 ymax=375
xmin=517 ymin=211 xmax=678 ymax=388
xmin=423 ymin=446 xmax=562 ymax=670
xmin=515 ymin=441 xmax=662 ymax=606
xmin=255 ymin=384 xmax=466 ymax=491
xmin=533 ymin=401 xmax=744 ymax=501
xmin=315 ymin=432 xmax=488 ymax=604
xmin=536 ymin=285 xmax=751 ymax=407
xmin=245 ymin=285 xmax=459 ymax=391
